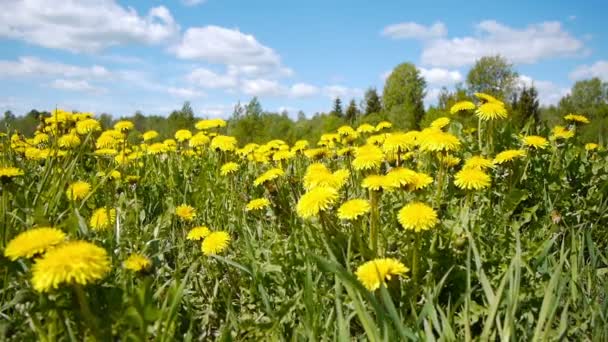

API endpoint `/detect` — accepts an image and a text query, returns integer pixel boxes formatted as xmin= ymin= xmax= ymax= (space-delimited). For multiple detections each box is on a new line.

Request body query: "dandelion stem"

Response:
xmin=369 ymin=190 xmax=380 ymax=256
xmin=73 ymin=285 xmax=100 ymax=339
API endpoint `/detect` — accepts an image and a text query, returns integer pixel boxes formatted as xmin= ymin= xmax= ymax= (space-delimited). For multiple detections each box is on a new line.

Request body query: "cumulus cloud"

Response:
xmin=418 ymin=67 xmax=463 ymax=86
xmin=569 ymin=61 xmax=608 ymax=81
xmin=167 ymin=87 xmax=205 ymax=98
xmin=518 ymin=75 xmax=569 ymax=105
xmin=421 ymin=21 xmax=584 ymax=67
xmin=173 ymin=26 xmax=282 ymax=68
xmin=323 ymin=85 xmax=364 ymax=99
xmin=182 ymin=0 xmax=206 ymax=6
xmin=50 ymin=79 xmax=105 ymax=94
xmin=241 ymin=79 xmax=285 ymax=96
xmin=381 ymin=21 xmax=447 ymax=40
xmin=0 ymin=56 xmax=110 ymax=79
xmin=186 ymin=68 xmax=239 ymax=89
xmin=0 ymin=0 xmax=179 ymax=53
xmin=289 ymin=83 xmax=319 ymax=98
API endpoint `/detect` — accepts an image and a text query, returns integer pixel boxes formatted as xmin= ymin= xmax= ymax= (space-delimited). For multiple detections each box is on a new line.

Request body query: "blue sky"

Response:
xmin=1 ymin=0 xmax=607 ymax=119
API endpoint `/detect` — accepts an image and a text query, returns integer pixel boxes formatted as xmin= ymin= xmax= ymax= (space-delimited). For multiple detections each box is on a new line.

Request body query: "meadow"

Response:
xmin=1 ymin=93 xmax=608 ymax=341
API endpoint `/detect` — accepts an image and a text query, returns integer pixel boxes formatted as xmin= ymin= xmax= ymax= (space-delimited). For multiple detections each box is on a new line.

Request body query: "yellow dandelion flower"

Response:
xmin=201 ymin=231 xmax=231 ymax=255
xmin=355 ymin=258 xmax=409 ymax=291
xmin=418 ymin=129 xmax=461 ymax=152
xmin=463 ymin=156 xmax=494 ymax=170
xmin=398 ymin=202 xmax=438 ymax=232
xmin=356 ymin=123 xmax=376 ymax=134
xmin=362 ymin=175 xmax=396 ymax=191
xmin=33 ymin=133 xmax=50 ymax=145
xmin=550 ymin=125 xmax=575 ymax=140
xmin=114 ymin=120 xmax=134 ymax=132
xmin=450 ymin=101 xmax=476 ymax=114
xmin=246 ymin=198 xmax=271 ymax=211
xmin=430 ymin=117 xmax=450 ymax=129
xmin=382 ymin=132 xmax=417 ymax=155
xmin=253 ymin=168 xmax=284 ymax=186
xmin=337 ymin=199 xmax=371 ymax=220
xmin=474 ymin=92 xmax=500 ymax=103
xmin=337 ymin=125 xmax=357 ymax=137
xmin=0 ymin=167 xmax=24 ymax=180
xmin=476 ymin=101 xmax=508 ymax=121
xmin=4 ymin=227 xmax=66 ymax=261
xmin=175 ymin=204 xmax=197 ymax=221
xmin=163 ymin=139 xmax=177 ymax=151
xmin=66 ymin=181 xmax=91 ymax=201
xmin=352 ymin=144 xmax=384 ymax=171
xmin=123 ymin=254 xmax=151 ymax=272
xmin=58 ymin=134 xmax=81 ymax=149
xmin=386 ymin=167 xmax=418 ymax=187
xmin=522 ymin=135 xmax=549 ymax=150
xmin=142 ymin=130 xmax=159 ymax=142
xmin=564 ymin=114 xmax=590 ymax=124
xmin=174 ymin=129 xmax=193 ymax=142
xmin=220 ymin=162 xmax=240 ymax=176
xmin=454 ymin=168 xmax=491 ymax=190
xmin=195 ymin=118 xmax=226 ymax=130
xmin=31 ymin=241 xmax=110 ymax=292
xmin=291 ymin=140 xmax=309 ymax=152
xmin=147 ymin=143 xmax=167 ymax=155
xmin=296 ymin=186 xmax=339 ymax=219
xmin=375 ymin=121 xmax=392 ymax=131
xmin=438 ymin=154 xmax=461 ymax=167
xmin=273 ymin=150 xmax=296 ymax=161
xmin=94 ymin=148 xmax=118 ymax=156
xmin=408 ymin=172 xmax=434 ymax=190
xmin=304 ymin=147 xmax=328 ymax=159
xmin=190 ymin=132 xmax=210 ymax=148
xmin=585 ymin=143 xmax=599 ymax=151
xmin=75 ymin=119 xmax=101 ymax=135
xmin=210 ymin=135 xmax=237 ymax=152
xmin=187 ymin=226 xmax=211 ymax=241
xmin=493 ymin=149 xmax=526 ymax=164
xmin=90 ymin=208 xmax=116 ymax=231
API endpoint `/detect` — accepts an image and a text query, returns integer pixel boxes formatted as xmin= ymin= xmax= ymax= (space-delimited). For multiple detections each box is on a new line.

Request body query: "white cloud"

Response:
xmin=182 ymin=0 xmax=206 ymax=6
xmin=0 ymin=0 xmax=179 ymax=53
xmin=569 ymin=61 xmax=608 ymax=81
xmin=241 ymin=79 xmax=285 ymax=96
xmin=518 ymin=75 xmax=569 ymax=105
xmin=323 ymin=85 xmax=364 ymax=99
xmin=186 ymin=68 xmax=238 ymax=89
xmin=424 ymin=88 xmax=442 ymax=105
xmin=198 ymin=104 xmax=233 ymax=118
xmin=50 ymin=79 xmax=105 ymax=94
xmin=173 ymin=26 xmax=282 ymax=68
xmin=382 ymin=21 xmax=447 ymax=40
xmin=289 ymin=83 xmax=319 ymax=98
xmin=418 ymin=67 xmax=462 ymax=86
xmin=0 ymin=56 xmax=110 ymax=79
xmin=421 ymin=21 xmax=584 ymax=67
xmin=167 ymin=87 xmax=205 ymax=98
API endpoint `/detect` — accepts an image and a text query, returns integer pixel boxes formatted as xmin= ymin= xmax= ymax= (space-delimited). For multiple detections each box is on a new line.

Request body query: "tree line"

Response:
xmin=2 ymin=55 xmax=607 ymax=145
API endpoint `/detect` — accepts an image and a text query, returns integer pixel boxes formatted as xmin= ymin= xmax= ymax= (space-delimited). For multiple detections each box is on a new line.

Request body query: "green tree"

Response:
xmin=382 ymin=62 xmax=426 ymax=129
xmin=345 ymin=99 xmax=359 ymax=123
xmin=331 ymin=98 xmax=343 ymax=118
xmin=466 ymin=55 xmax=518 ymax=99
xmin=511 ymin=85 xmax=540 ymax=129
xmin=245 ymin=97 xmax=263 ymax=117
xmin=558 ymin=78 xmax=608 ymax=141
xmin=364 ymin=87 xmax=382 ymax=115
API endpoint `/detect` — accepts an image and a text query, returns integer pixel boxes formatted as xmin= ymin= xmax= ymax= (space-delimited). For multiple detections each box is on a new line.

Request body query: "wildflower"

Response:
xmin=4 ymin=227 xmax=66 ymax=261
xmin=564 ymin=114 xmax=590 ymax=124
xmin=474 ymin=92 xmax=500 ymax=103
xmin=190 ymin=133 xmax=210 ymax=148
xmin=522 ymin=135 xmax=549 ymax=150
xmin=296 ymin=186 xmax=339 ymax=219
xmin=94 ymin=148 xmax=118 ymax=156
xmin=66 ymin=181 xmax=91 ymax=201
xmin=438 ymin=154 xmax=461 ymax=167
xmin=201 ymin=231 xmax=231 ymax=255
xmin=408 ymin=172 xmax=434 ymax=190
xmin=195 ymin=118 xmax=227 ymax=130
xmin=375 ymin=121 xmax=392 ymax=131
xmin=292 ymin=140 xmax=309 ymax=152
xmin=450 ymin=101 xmax=476 ymax=114
xmin=337 ymin=199 xmax=371 ymax=220
xmin=454 ymin=168 xmax=491 ymax=190
xmin=352 ymin=144 xmax=384 ymax=171
xmin=355 ymin=258 xmax=409 ymax=291
xmin=31 ymin=241 xmax=111 ymax=292
xmin=90 ymin=208 xmax=116 ymax=231
xmin=0 ymin=167 xmax=24 ymax=180
xmin=246 ymin=198 xmax=271 ymax=211
xmin=476 ymin=101 xmax=508 ymax=121
xmin=76 ymin=119 xmax=101 ymax=135
xmin=123 ymin=254 xmax=151 ymax=272
xmin=253 ymin=168 xmax=284 ymax=186
xmin=493 ymin=149 xmax=526 ymax=164
xmin=58 ymin=134 xmax=81 ymax=149
xmin=418 ymin=129 xmax=461 ymax=152
xmin=220 ymin=162 xmax=240 ymax=176
xmin=463 ymin=156 xmax=494 ymax=170
xmin=398 ymin=202 xmax=438 ymax=231
xmin=550 ymin=126 xmax=575 ymax=140
xmin=382 ymin=132 xmax=417 ymax=155
xmin=273 ymin=150 xmax=296 ymax=162
xmin=163 ymin=139 xmax=177 ymax=151
xmin=142 ymin=130 xmax=159 ymax=142
xmin=585 ymin=143 xmax=599 ymax=151
xmin=210 ymin=135 xmax=237 ymax=152
xmin=362 ymin=175 xmax=394 ymax=191
xmin=304 ymin=148 xmax=328 ymax=160
xmin=175 ymin=129 xmax=193 ymax=142
xmin=33 ymin=133 xmax=50 ymax=145
xmin=147 ymin=143 xmax=167 ymax=155
xmin=430 ymin=117 xmax=450 ymax=129
xmin=386 ymin=167 xmax=418 ymax=187
xmin=187 ymin=226 xmax=211 ymax=241
xmin=114 ymin=120 xmax=134 ymax=132
xmin=356 ymin=123 xmax=376 ymax=134
xmin=175 ymin=204 xmax=197 ymax=222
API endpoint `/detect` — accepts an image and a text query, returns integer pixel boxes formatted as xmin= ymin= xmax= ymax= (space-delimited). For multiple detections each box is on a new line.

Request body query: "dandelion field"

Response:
xmin=2 ymin=94 xmax=608 ymax=341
